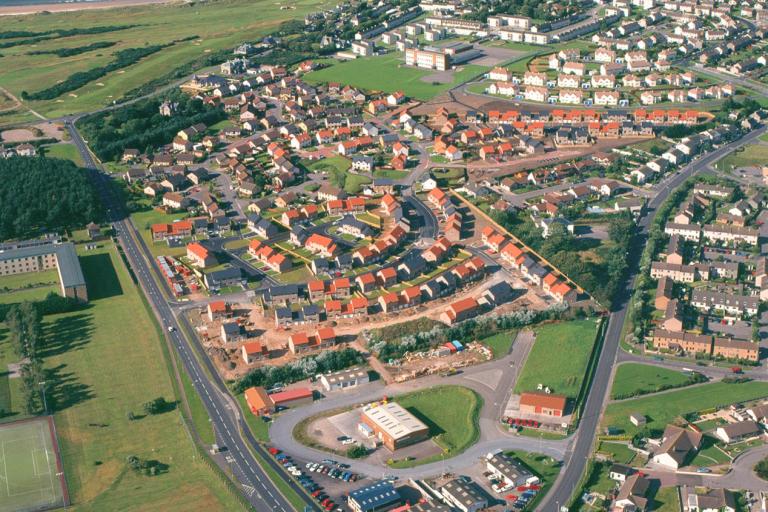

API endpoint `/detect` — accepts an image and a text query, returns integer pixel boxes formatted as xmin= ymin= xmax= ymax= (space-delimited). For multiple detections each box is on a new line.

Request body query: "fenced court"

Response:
xmin=0 ymin=417 xmax=68 ymax=512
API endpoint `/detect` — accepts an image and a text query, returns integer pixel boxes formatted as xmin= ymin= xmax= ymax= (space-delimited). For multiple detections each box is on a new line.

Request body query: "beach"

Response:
xmin=0 ymin=0 xmax=175 ymax=16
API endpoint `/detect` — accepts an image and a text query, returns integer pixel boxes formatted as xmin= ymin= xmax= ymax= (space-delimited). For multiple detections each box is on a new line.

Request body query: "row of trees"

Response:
xmin=234 ymin=348 xmax=365 ymax=393
xmin=0 ymin=156 xmax=103 ymax=242
xmin=370 ymin=303 xmax=569 ymax=361
xmin=27 ymin=41 xmax=116 ymax=58
xmin=22 ymin=43 xmax=170 ymax=100
xmin=78 ymin=89 xmax=226 ymax=162
xmin=0 ymin=25 xmax=134 ymax=49
xmin=5 ymin=303 xmax=47 ymax=416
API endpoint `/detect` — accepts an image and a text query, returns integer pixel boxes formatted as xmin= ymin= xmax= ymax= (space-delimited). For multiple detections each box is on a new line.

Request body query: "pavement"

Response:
xmin=66 ymin=121 xmax=319 ymax=512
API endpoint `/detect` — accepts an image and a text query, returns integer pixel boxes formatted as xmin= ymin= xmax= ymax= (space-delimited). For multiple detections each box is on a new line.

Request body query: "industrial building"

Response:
xmin=348 ymin=481 xmax=402 ymax=512
xmin=360 ymin=401 xmax=430 ymax=450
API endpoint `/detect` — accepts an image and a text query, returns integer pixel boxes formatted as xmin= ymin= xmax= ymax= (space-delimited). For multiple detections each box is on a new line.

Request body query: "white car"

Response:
xmin=342 ymin=439 xmax=355 ymax=445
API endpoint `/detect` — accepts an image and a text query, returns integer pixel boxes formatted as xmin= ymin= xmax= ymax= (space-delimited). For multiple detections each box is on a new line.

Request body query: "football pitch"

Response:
xmin=0 ymin=417 xmax=67 ymax=512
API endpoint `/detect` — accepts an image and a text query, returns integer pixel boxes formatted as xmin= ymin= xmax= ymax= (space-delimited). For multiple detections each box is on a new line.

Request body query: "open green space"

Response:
xmin=0 ymin=418 xmax=66 ymax=512
xmin=629 ymin=138 xmax=672 ymax=155
xmin=602 ymin=381 xmax=768 ymax=436
xmin=514 ymin=319 xmax=600 ymax=399
xmin=43 ymin=143 xmax=85 ymax=166
xmin=478 ymin=330 xmax=517 ymax=359
xmin=0 ymin=269 xmax=60 ymax=305
xmin=305 ymin=53 xmax=488 ymax=101
xmin=0 ymin=0 xmax=332 ymax=120
xmin=610 ymin=363 xmax=699 ymax=400
xmin=595 ymin=441 xmax=636 ymax=464
xmin=388 ymin=385 xmax=481 ymax=468
xmin=716 ymin=144 xmax=768 ymax=171
xmin=303 ymin=156 xmax=372 ymax=194
xmin=0 ymin=242 xmax=246 ymax=510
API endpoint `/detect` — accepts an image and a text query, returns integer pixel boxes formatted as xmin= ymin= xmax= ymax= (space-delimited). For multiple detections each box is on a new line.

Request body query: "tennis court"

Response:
xmin=0 ymin=417 xmax=68 ymax=512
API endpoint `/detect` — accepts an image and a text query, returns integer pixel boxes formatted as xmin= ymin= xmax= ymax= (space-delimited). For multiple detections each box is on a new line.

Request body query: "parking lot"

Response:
xmin=268 ymin=447 xmax=368 ymax=511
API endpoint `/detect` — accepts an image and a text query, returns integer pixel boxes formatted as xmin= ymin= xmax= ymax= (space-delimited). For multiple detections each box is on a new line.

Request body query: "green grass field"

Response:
xmin=514 ymin=319 xmax=599 ymax=399
xmin=479 ymin=330 xmax=517 ymax=359
xmin=2 ymin=242 xmax=246 ymax=511
xmin=0 ymin=0 xmax=331 ymax=121
xmin=0 ymin=417 xmax=67 ymax=512
xmin=43 ymin=144 xmax=85 ymax=167
xmin=716 ymin=144 xmax=768 ymax=171
xmin=610 ymin=363 xmax=696 ymax=400
xmin=0 ymin=269 xmax=60 ymax=305
xmin=602 ymin=381 xmax=768 ymax=436
xmin=305 ymin=53 xmax=488 ymax=101
xmin=388 ymin=385 xmax=481 ymax=468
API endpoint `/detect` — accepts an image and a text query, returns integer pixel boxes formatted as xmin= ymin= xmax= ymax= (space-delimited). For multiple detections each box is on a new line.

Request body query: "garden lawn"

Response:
xmin=479 ymin=330 xmax=517 ymax=359
xmin=514 ymin=319 xmax=599 ymax=399
xmin=596 ymin=441 xmax=636 ymax=464
xmin=305 ymin=53 xmax=488 ymax=101
xmin=389 ymin=385 xmax=481 ymax=467
xmin=689 ymin=435 xmax=730 ymax=467
xmin=653 ymin=486 xmax=680 ymax=512
xmin=610 ymin=363 xmax=696 ymax=399
xmin=20 ymin=242 xmax=245 ymax=511
xmin=602 ymin=381 xmax=768 ymax=436
xmin=0 ymin=0 xmax=332 ymax=120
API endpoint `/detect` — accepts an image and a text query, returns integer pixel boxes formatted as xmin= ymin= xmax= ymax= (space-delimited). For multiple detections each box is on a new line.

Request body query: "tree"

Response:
xmin=756 ymin=457 xmax=768 ymax=481
xmin=347 ymin=444 xmax=368 ymax=459
xmin=142 ymin=397 xmax=173 ymax=415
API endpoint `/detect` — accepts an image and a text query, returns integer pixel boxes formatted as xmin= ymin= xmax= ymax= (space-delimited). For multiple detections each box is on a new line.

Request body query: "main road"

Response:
xmin=539 ymin=125 xmax=768 ymax=511
xmin=65 ymin=121 xmax=318 ymax=512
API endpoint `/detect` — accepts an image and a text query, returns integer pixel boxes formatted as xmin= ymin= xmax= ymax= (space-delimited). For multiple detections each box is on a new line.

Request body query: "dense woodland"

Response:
xmin=0 ymin=156 xmax=103 ymax=241
xmin=78 ymin=90 xmax=226 ymax=161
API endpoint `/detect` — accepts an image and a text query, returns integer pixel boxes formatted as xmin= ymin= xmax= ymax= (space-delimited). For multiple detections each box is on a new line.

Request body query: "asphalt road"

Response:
xmin=538 ymin=125 xmax=768 ymax=511
xmin=66 ymin=121 xmax=318 ymax=512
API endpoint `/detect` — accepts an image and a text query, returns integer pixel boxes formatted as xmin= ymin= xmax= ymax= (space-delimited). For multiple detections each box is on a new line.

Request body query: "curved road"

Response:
xmin=66 ymin=121 xmax=319 ymax=512
xmin=539 ymin=125 xmax=768 ymax=511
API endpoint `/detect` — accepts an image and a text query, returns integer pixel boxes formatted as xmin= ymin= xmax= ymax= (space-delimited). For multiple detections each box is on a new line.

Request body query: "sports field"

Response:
xmin=304 ymin=53 xmax=488 ymax=101
xmin=0 ymin=417 xmax=67 ymax=512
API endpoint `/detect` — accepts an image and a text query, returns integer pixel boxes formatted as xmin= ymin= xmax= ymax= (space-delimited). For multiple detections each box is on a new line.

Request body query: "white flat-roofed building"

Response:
xmin=319 ymin=367 xmax=369 ymax=391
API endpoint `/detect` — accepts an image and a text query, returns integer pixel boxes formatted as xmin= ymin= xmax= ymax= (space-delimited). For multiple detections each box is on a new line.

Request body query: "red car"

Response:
xmin=268 ymin=447 xmax=279 ymax=456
